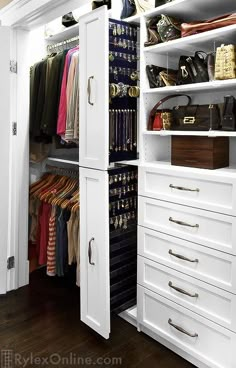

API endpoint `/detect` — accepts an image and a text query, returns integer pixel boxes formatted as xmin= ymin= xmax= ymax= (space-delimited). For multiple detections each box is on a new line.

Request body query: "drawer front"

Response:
xmin=138 ymin=226 xmax=236 ymax=294
xmin=139 ymin=197 xmax=236 ymax=255
xmin=138 ymin=256 xmax=236 ymax=331
xmin=138 ymin=286 xmax=236 ymax=368
xmin=139 ymin=166 xmax=236 ymax=216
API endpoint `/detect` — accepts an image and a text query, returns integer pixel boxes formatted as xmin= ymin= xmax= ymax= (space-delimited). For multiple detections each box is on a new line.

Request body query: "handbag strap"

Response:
xmin=150 ymin=94 xmax=192 ymax=116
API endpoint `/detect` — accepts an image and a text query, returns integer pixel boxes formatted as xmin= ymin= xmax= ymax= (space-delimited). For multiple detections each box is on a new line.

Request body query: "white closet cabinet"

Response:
xmin=79 ymin=7 xmax=109 ymax=170
xmin=80 ymin=167 xmax=110 ymax=338
xmin=79 ymin=5 xmax=138 ymax=340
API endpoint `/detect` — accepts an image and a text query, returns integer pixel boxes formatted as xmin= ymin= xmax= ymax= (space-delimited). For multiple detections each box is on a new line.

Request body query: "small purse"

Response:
xmin=157 ymin=14 xmax=181 ymax=42
xmin=146 ymin=65 xmax=178 ymax=88
xmin=121 ymin=0 xmax=136 ymax=19
xmin=144 ymin=16 xmax=162 ymax=46
xmin=155 ymin=0 xmax=174 ymax=6
xmin=148 ymin=94 xmax=191 ymax=130
xmin=92 ymin=0 xmax=111 ymax=10
xmin=221 ymin=95 xmax=236 ymax=131
xmin=134 ymin=0 xmax=155 ymax=13
xmin=176 ymin=52 xmax=209 ymax=85
xmin=215 ymin=44 xmax=236 ymax=80
xmin=172 ymin=104 xmax=221 ymax=130
xmin=62 ymin=12 xmax=78 ymax=28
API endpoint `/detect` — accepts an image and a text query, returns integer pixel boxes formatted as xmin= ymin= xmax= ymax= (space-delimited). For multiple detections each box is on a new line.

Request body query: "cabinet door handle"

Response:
xmin=88 ymin=237 xmax=95 ymax=265
xmin=169 ymin=217 xmax=199 ymax=228
xmin=87 ymin=76 xmax=94 ymax=106
xmin=169 ymin=184 xmax=200 ymax=192
xmin=168 ymin=319 xmax=198 ymax=338
xmin=169 ymin=249 xmax=199 ymax=263
xmin=168 ymin=281 xmax=198 ymax=298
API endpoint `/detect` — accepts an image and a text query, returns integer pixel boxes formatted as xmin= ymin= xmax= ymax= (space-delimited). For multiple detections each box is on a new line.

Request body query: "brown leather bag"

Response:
xmin=181 ymin=13 xmax=236 ymax=38
xmin=147 ymin=94 xmax=191 ymax=130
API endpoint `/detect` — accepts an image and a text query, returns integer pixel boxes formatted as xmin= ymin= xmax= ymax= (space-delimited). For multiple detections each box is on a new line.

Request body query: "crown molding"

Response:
xmin=0 ymin=0 xmax=90 ymax=28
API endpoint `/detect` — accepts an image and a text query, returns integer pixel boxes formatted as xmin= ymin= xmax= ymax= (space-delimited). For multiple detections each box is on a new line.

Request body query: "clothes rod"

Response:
xmin=45 ymin=164 xmax=79 ymax=177
xmin=47 ymin=36 xmax=79 ymax=52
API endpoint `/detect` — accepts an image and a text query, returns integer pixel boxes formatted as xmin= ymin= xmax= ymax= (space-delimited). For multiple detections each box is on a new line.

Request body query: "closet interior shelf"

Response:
xmin=46 ymin=157 xmax=80 ymax=166
xmin=45 ymin=23 xmax=79 ymax=42
xmin=125 ymin=0 xmax=236 ymax=24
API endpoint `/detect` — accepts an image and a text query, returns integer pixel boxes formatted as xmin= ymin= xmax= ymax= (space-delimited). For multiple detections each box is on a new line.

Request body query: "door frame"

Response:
xmin=0 ymin=0 xmax=123 ymax=292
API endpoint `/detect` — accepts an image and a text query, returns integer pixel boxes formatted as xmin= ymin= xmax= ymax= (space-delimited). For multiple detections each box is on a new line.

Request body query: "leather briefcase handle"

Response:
xmin=150 ymin=94 xmax=192 ymax=116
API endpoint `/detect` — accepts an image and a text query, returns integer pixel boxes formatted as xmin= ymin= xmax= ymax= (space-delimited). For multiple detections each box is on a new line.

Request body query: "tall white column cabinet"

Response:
xmin=1 ymin=0 xmax=236 ymax=367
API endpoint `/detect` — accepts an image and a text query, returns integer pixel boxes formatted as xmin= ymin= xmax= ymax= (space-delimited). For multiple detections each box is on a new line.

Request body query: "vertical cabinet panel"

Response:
xmin=0 ymin=27 xmax=11 ymax=294
xmin=80 ymin=167 xmax=110 ymax=339
xmin=79 ymin=7 xmax=109 ymax=170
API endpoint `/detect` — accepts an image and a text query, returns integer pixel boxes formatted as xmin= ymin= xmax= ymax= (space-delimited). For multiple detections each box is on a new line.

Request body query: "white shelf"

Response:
xmin=143 ymin=79 xmax=236 ymax=94
xmin=143 ymin=130 xmax=236 ymax=137
xmin=47 ymin=157 xmax=79 ymax=165
xmin=125 ymin=0 xmax=236 ymax=23
xmin=115 ymin=159 xmax=140 ymax=166
xmin=144 ymin=24 xmax=236 ymax=55
xmin=142 ymin=161 xmax=236 ymax=177
xmin=45 ymin=23 xmax=79 ymax=42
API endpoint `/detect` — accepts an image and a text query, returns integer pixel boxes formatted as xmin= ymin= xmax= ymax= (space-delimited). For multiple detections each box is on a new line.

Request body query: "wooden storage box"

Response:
xmin=171 ymin=136 xmax=229 ymax=169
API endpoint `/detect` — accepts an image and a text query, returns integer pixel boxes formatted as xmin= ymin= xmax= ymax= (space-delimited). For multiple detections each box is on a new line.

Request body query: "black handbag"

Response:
xmin=176 ymin=52 xmax=209 ymax=85
xmin=62 ymin=12 xmax=78 ymax=28
xmin=172 ymin=104 xmax=221 ymax=130
xmin=221 ymin=95 xmax=236 ymax=131
xmin=92 ymin=0 xmax=111 ymax=10
xmin=146 ymin=65 xmax=177 ymax=88
xmin=155 ymin=0 xmax=174 ymax=6
xmin=157 ymin=14 xmax=181 ymax=43
xmin=121 ymin=0 xmax=136 ymax=19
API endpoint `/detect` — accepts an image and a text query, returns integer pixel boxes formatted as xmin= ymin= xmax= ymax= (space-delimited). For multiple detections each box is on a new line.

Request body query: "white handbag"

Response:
xmin=134 ymin=0 xmax=155 ymax=13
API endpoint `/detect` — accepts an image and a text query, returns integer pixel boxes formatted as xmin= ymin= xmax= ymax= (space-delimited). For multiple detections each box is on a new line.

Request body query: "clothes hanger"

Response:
xmin=43 ymin=176 xmax=70 ymax=203
xmin=54 ymin=179 xmax=78 ymax=207
xmin=30 ymin=173 xmax=54 ymax=196
xmin=31 ymin=174 xmax=57 ymax=197
xmin=50 ymin=177 xmax=76 ymax=206
xmin=39 ymin=175 xmax=68 ymax=202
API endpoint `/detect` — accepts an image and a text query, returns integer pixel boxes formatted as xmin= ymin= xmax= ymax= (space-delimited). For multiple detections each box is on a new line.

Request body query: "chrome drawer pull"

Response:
xmin=169 ymin=249 xmax=199 ymax=263
xmin=169 ymin=217 xmax=199 ymax=228
xmin=88 ymin=237 xmax=95 ymax=265
xmin=87 ymin=76 xmax=94 ymax=106
xmin=168 ymin=281 xmax=198 ymax=298
xmin=169 ymin=184 xmax=200 ymax=192
xmin=168 ymin=319 xmax=198 ymax=338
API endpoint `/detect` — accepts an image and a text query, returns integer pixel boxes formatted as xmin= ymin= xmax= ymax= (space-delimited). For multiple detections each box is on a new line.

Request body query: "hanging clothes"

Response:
xmin=28 ymin=173 xmax=80 ymax=277
xmin=57 ymin=46 xmax=79 ymax=137
xmin=29 ymin=44 xmax=79 ymax=142
xmin=65 ymin=52 xmax=80 ymax=140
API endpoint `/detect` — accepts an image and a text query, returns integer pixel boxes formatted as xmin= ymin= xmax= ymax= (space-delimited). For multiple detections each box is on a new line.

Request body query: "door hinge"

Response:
xmin=7 ymin=256 xmax=15 ymax=270
xmin=10 ymin=60 xmax=17 ymax=73
xmin=12 ymin=122 xmax=17 ymax=136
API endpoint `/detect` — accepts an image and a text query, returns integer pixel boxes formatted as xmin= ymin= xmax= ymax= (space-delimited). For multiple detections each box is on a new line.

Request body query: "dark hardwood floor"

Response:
xmin=0 ymin=269 xmax=195 ymax=367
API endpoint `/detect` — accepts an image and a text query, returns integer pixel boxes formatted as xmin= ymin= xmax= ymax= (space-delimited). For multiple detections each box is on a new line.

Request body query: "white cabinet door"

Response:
xmin=80 ymin=167 xmax=110 ymax=338
xmin=79 ymin=7 xmax=109 ymax=170
xmin=0 ymin=27 xmax=12 ymax=294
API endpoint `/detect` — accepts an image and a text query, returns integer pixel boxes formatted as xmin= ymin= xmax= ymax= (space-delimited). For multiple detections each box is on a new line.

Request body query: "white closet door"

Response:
xmin=0 ymin=27 xmax=12 ymax=294
xmin=79 ymin=6 xmax=109 ymax=170
xmin=80 ymin=167 xmax=110 ymax=338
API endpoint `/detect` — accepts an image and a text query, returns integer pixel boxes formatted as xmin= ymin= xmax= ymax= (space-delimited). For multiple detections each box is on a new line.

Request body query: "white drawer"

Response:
xmin=139 ymin=197 xmax=236 ymax=255
xmin=139 ymin=166 xmax=236 ymax=216
xmin=138 ymin=286 xmax=236 ymax=368
xmin=138 ymin=226 xmax=236 ymax=294
xmin=138 ymin=256 xmax=236 ymax=332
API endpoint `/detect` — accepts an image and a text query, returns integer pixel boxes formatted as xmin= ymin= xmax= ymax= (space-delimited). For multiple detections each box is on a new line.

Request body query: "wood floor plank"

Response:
xmin=0 ymin=269 xmax=195 ymax=367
